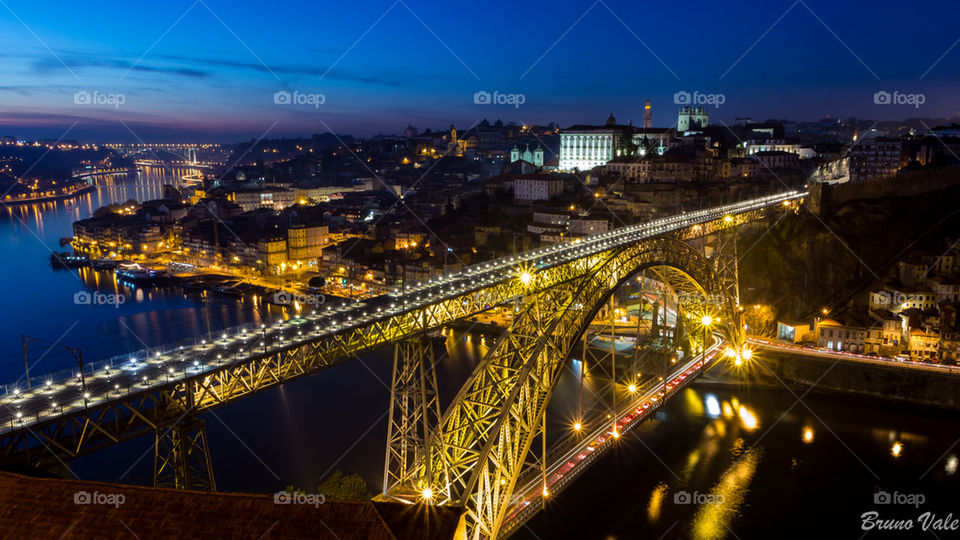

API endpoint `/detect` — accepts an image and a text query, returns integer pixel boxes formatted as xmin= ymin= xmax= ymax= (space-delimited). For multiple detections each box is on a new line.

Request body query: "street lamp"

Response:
xmin=701 ymin=315 xmax=713 ymax=357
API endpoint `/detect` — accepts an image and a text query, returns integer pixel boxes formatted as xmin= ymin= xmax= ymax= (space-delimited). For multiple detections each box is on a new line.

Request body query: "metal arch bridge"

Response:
xmin=104 ymin=143 xmax=220 ymax=166
xmin=0 ymin=191 xmax=804 ymax=521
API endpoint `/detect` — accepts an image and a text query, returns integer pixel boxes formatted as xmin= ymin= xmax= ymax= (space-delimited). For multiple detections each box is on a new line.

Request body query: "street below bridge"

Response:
xmin=501 ymin=339 xmax=724 ymax=536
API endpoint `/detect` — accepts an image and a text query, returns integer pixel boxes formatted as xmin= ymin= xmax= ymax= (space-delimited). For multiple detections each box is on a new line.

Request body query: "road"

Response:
xmin=747 ymin=337 xmax=960 ymax=376
xmin=501 ymin=339 xmax=725 ymax=534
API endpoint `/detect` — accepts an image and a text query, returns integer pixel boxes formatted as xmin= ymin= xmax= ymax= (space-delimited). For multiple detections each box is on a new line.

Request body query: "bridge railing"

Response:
xmin=0 ymin=321 xmax=273 ymax=399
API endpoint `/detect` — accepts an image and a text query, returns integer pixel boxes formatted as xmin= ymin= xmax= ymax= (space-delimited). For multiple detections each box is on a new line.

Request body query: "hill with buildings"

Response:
xmin=739 ymin=177 xmax=960 ymax=361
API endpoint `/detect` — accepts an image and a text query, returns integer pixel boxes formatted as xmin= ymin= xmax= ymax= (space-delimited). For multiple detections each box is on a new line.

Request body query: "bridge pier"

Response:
xmin=706 ymin=219 xmax=746 ymax=351
xmin=382 ymin=335 xmax=443 ymax=499
xmin=153 ymin=416 xmax=216 ymax=491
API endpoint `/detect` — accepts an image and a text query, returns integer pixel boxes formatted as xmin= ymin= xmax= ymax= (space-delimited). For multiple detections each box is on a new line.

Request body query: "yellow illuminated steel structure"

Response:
xmin=382 ymin=236 xmax=726 ymax=539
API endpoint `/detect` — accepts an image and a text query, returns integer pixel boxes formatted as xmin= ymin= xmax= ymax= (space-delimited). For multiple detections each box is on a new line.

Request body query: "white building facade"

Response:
xmin=558 ymin=129 xmax=616 ymax=171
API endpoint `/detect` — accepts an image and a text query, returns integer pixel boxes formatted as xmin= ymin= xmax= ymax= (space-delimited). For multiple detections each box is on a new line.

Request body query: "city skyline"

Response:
xmin=1 ymin=0 xmax=959 ymax=141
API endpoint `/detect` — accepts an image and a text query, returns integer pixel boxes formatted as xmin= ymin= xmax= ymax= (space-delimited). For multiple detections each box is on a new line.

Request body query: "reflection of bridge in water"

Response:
xmin=0 ymin=190 xmax=804 ymax=538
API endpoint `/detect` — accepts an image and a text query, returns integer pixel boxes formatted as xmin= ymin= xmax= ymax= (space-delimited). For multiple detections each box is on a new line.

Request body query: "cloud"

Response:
xmin=155 ymin=53 xmax=407 ymax=86
xmin=22 ymin=49 xmax=411 ymax=87
xmin=29 ymin=56 xmax=208 ymax=78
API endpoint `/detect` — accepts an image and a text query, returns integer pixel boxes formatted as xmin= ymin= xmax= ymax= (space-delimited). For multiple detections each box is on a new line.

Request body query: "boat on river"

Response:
xmin=115 ymin=263 xmax=161 ymax=284
xmin=48 ymin=252 xmax=87 ymax=269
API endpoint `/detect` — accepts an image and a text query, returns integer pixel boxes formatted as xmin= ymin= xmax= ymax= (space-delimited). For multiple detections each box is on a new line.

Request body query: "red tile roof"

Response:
xmin=0 ymin=471 xmax=462 ymax=539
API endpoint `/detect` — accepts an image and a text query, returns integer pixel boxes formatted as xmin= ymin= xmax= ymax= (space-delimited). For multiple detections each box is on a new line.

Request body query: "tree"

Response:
xmin=616 ymin=134 xmax=639 ymax=158
xmin=317 ymin=469 xmax=371 ymax=501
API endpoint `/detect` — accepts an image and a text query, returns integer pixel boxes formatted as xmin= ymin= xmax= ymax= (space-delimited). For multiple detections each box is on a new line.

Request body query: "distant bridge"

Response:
xmin=104 ymin=143 xmax=224 ymax=167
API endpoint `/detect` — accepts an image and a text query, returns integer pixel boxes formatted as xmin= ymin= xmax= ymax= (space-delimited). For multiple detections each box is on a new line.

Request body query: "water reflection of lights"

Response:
xmin=705 ymin=395 xmax=721 ymax=417
xmin=946 ymin=455 xmax=958 ymax=475
xmin=682 ymin=448 xmax=702 ymax=478
xmin=691 ymin=447 xmax=761 ymax=540
xmin=891 ymin=441 xmax=903 ymax=458
xmin=738 ymin=406 xmax=758 ymax=430
xmin=647 ymin=482 xmax=667 ymax=523
xmin=802 ymin=427 xmax=815 ymax=444
xmin=681 ymin=389 xmax=704 ymax=416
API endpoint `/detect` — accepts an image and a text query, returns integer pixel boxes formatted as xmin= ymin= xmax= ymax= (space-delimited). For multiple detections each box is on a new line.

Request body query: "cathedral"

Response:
xmin=510 ymin=144 xmax=544 ymax=167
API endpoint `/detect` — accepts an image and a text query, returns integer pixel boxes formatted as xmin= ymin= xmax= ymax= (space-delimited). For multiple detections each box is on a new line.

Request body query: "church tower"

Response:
xmin=643 ymin=99 xmax=652 ymax=128
xmin=448 ymin=123 xmax=460 ymax=155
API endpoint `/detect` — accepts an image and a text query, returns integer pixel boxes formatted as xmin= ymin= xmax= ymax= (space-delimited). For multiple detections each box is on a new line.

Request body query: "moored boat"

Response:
xmin=115 ymin=263 xmax=161 ymax=284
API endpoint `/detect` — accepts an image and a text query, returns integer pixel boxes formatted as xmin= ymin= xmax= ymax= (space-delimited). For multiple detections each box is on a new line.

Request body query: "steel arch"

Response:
xmin=413 ymin=236 xmax=727 ymax=539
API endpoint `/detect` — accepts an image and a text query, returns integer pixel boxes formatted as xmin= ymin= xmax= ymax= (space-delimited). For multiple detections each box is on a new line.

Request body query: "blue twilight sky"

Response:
xmin=0 ymin=0 xmax=958 ymax=141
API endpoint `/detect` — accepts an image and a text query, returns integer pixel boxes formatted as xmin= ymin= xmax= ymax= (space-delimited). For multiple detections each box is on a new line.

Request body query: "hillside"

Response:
xmin=738 ymin=184 xmax=960 ymax=321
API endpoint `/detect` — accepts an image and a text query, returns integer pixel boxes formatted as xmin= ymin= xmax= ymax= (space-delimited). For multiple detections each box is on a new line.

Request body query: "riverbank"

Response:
xmin=71 ymin=167 xmax=138 ymax=180
xmin=2 ymin=183 xmax=95 ymax=206
xmin=700 ymin=347 xmax=960 ymax=411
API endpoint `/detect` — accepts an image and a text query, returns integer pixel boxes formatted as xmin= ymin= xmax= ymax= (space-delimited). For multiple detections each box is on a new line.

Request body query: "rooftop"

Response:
xmin=0 ymin=470 xmax=461 ymax=539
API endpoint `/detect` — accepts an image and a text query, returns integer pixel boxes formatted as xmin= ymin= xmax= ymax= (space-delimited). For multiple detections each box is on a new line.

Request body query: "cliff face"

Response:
xmin=738 ymin=185 xmax=960 ymax=321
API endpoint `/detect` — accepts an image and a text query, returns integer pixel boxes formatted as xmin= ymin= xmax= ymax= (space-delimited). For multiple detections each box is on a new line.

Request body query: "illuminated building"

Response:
xmin=559 ymin=112 xmax=673 ymax=171
xmin=287 ymin=224 xmax=328 ymax=262
xmin=512 ymin=175 xmax=565 ymax=202
xmin=849 ymin=137 xmax=910 ymax=182
xmin=677 ymin=105 xmax=708 ymax=132
xmin=227 ymin=186 xmax=296 ymax=212
xmin=510 ymin=144 xmax=544 ymax=167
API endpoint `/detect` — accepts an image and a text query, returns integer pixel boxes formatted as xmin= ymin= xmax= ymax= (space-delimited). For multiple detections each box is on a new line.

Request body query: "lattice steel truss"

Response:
xmin=385 ymin=237 xmax=725 ymax=539
xmin=712 ymin=218 xmax=745 ymax=351
xmin=382 ymin=336 xmax=444 ymax=497
xmin=153 ymin=415 xmax=216 ymax=491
